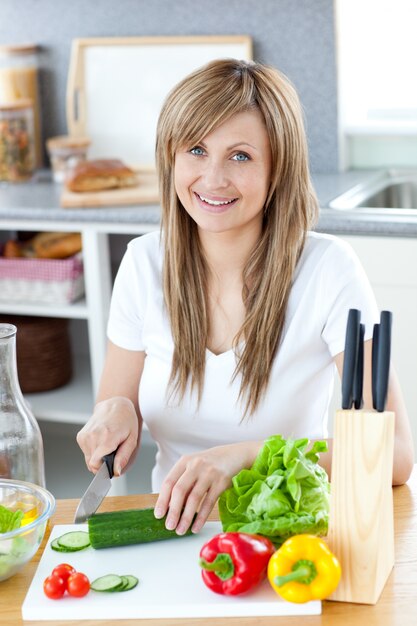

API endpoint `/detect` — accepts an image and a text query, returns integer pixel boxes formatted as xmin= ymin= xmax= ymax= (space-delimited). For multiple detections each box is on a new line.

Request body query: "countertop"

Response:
xmin=313 ymin=170 xmax=417 ymax=237
xmin=0 ymin=169 xmax=416 ymax=236
xmin=1 ymin=465 xmax=416 ymax=626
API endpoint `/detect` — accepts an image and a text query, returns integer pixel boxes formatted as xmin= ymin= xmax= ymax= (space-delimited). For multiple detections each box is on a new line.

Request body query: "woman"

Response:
xmin=77 ymin=59 xmax=414 ymax=535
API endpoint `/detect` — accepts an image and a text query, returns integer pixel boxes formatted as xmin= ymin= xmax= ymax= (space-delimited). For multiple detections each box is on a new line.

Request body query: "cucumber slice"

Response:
xmin=56 ymin=531 xmax=90 ymax=551
xmin=51 ymin=538 xmax=69 ymax=552
xmin=91 ymin=574 xmax=124 ymax=592
xmin=90 ymin=574 xmax=139 ymax=592
xmin=117 ymin=576 xmax=130 ymax=591
xmin=120 ymin=575 xmax=139 ymax=591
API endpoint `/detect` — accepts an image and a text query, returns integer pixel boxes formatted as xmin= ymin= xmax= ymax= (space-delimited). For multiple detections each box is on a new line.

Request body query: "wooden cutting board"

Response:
xmin=22 ymin=522 xmax=321 ymax=620
xmin=60 ymin=169 xmax=159 ymax=208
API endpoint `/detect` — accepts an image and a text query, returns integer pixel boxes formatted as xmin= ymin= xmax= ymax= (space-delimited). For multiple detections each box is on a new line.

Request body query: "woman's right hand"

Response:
xmin=76 ymin=396 xmax=140 ymax=477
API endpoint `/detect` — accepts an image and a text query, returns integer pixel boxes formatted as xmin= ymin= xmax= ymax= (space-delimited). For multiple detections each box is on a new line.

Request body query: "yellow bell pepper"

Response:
xmin=267 ymin=534 xmax=341 ymax=603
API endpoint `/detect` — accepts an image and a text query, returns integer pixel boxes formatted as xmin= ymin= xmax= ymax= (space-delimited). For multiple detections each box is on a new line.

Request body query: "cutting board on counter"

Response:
xmin=22 ymin=522 xmax=321 ymax=620
xmin=60 ymin=169 xmax=159 ymax=208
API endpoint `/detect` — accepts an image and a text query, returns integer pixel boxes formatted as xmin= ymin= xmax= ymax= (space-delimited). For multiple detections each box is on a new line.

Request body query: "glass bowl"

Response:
xmin=0 ymin=479 xmax=55 ymax=582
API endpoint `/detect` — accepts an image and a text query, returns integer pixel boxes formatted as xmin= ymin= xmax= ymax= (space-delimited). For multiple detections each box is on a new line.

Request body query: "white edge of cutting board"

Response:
xmin=22 ymin=522 xmax=321 ymax=620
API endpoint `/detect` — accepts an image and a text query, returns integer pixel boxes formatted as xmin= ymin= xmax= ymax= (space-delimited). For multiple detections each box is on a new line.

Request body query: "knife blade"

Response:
xmin=74 ymin=451 xmax=116 ymax=523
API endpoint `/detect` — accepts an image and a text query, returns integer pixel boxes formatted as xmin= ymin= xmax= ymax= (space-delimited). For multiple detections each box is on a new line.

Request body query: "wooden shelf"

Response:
xmin=25 ymin=355 xmax=94 ymax=425
xmin=0 ymin=298 xmax=89 ymax=319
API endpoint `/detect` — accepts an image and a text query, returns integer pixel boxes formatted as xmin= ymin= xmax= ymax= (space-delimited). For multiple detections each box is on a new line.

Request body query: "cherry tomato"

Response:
xmin=51 ymin=563 xmax=76 ymax=584
xmin=67 ymin=571 xmax=90 ymax=597
xmin=43 ymin=574 xmax=66 ymax=599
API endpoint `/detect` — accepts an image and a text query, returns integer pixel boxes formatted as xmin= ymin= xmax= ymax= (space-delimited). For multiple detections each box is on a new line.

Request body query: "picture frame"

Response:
xmin=66 ymin=35 xmax=253 ymax=168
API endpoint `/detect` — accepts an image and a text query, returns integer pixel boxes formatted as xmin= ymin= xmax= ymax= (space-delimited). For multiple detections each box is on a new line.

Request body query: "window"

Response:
xmin=336 ymin=0 xmax=417 ymax=132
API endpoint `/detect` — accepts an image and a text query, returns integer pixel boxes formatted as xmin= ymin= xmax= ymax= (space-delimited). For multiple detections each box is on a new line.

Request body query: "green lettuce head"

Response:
xmin=218 ymin=435 xmax=330 ymax=546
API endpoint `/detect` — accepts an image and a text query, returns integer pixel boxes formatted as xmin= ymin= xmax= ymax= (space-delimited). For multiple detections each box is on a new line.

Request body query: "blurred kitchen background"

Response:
xmin=0 ymin=0 xmax=416 ymax=498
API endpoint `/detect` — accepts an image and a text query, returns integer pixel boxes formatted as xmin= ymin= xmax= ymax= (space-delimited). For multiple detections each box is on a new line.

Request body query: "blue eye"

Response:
xmin=232 ymin=152 xmax=250 ymax=162
xmin=190 ymin=146 xmax=205 ymax=156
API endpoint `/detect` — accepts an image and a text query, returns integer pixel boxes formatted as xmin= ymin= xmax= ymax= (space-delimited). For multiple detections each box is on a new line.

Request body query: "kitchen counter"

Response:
xmin=2 ymin=465 xmax=416 ymax=626
xmin=0 ymin=169 xmax=416 ymax=236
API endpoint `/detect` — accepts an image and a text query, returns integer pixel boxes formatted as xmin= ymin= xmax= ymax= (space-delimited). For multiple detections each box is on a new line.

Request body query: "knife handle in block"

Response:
xmin=327 ymin=409 xmax=395 ymax=605
xmin=375 ymin=311 xmax=392 ymax=412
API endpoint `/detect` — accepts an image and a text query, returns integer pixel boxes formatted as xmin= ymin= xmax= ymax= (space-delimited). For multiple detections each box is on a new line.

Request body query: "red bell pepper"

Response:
xmin=199 ymin=532 xmax=275 ymax=595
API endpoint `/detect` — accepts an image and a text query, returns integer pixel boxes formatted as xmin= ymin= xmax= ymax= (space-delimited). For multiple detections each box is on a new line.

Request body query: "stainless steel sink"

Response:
xmin=328 ymin=170 xmax=417 ymax=214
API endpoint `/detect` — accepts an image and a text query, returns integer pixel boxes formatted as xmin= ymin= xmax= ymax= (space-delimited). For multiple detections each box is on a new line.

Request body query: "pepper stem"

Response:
xmin=274 ymin=559 xmax=318 ymax=586
xmin=199 ymin=553 xmax=235 ymax=581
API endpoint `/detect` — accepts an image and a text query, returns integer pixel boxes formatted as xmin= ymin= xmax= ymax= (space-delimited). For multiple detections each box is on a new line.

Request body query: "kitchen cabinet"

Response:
xmin=331 ymin=236 xmax=417 ymax=454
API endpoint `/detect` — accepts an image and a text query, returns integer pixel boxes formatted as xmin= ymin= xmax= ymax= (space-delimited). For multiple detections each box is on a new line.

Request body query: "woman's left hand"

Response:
xmin=153 ymin=441 xmax=261 ymax=535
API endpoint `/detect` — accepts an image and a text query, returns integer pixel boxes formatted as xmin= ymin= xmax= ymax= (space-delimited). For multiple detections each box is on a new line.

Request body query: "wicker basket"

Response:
xmin=0 ymin=315 xmax=73 ymax=393
xmin=0 ymin=253 xmax=84 ymax=305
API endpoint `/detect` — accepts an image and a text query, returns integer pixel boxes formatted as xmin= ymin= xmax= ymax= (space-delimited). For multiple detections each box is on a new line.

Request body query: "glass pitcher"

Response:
xmin=0 ymin=323 xmax=45 ymax=486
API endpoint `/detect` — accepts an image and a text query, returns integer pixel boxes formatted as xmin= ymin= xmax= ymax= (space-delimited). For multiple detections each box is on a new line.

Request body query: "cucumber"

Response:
xmin=118 ymin=576 xmax=130 ymax=591
xmin=121 ymin=575 xmax=139 ymax=591
xmin=90 ymin=574 xmax=139 ymax=592
xmin=88 ymin=507 xmax=192 ymax=550
xmin=91 ymin=574 xmax=124 ymax=592
xmin=51 ymin=538 xmax=68 ymax=552
xmin=50 ymin=530 xmax=90 ymax=552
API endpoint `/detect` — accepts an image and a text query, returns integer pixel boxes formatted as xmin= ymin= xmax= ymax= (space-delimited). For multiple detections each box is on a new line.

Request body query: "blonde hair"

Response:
xmin=156 ymin=59 xmax=319 ymax=416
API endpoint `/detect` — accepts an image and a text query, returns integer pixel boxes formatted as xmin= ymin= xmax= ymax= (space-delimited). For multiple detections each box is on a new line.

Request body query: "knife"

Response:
xmin=372 ymin=310 xmax=392 ymax=412
xmin=74 ymin=451 xmax=116 ymax=523
xmin=352 ymin=321 xmax=365 ymax=410
xmin=341 ymin=309 xmax=361 ymax=409
xmin=371 ymin=321 xmax=379 ymax=410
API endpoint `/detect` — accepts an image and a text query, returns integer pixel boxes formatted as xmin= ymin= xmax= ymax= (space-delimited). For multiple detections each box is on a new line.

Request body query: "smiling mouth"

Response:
xmin=194 ymin=192 xmax=238 ymax=209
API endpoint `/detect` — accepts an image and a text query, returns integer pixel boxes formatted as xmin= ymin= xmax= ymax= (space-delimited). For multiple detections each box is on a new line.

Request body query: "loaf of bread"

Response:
xmin=65 ymin=159 xmax=139 ymax=192
xmin=31 ymin=232 xmax=82 ymax=259
xmin=1 ymin=233 xmax=82 ymax=259
xmin=3 ymin=239 xmax=24 ymax=258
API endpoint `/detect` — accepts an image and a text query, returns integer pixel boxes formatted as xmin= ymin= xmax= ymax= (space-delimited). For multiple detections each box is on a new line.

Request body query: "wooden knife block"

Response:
xmin=327 ymin=409 xmax=395 ymax=604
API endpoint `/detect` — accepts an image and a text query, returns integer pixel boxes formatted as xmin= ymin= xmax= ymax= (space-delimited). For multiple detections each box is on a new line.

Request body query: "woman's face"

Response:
xmin=174 ymin=109 xmax=272 ymax=239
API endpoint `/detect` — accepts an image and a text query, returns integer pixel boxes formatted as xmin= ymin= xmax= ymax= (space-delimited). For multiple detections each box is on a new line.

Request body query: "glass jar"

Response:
xmin=0 ymin=44 xmax=42 ymax=167
xmin=46 ymin=135 xmax=90 ymax=183
xmin=0 ymin=324 xmax=45 ymax=487
xmin=0 ymin=99 xmax=35 ymax=182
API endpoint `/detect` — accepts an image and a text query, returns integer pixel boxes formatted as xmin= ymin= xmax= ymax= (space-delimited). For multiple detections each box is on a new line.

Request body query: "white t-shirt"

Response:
xmin=107 ymin=230 xmax=379 ymax=491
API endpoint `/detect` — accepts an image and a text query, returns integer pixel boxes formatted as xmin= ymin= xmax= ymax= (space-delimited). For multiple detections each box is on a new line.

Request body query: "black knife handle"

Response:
xmin=103 ymin=451 xmax=116 ymax=479
xmin=353 ymin=323 xmax=365 ymax=409
xmin=375 ymin=311 xmax=392 ymax=412
xmin=342 ymin=309 xmax=361 ymax=410
xmin=372 ymin=323 xmax=380 ymax=410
